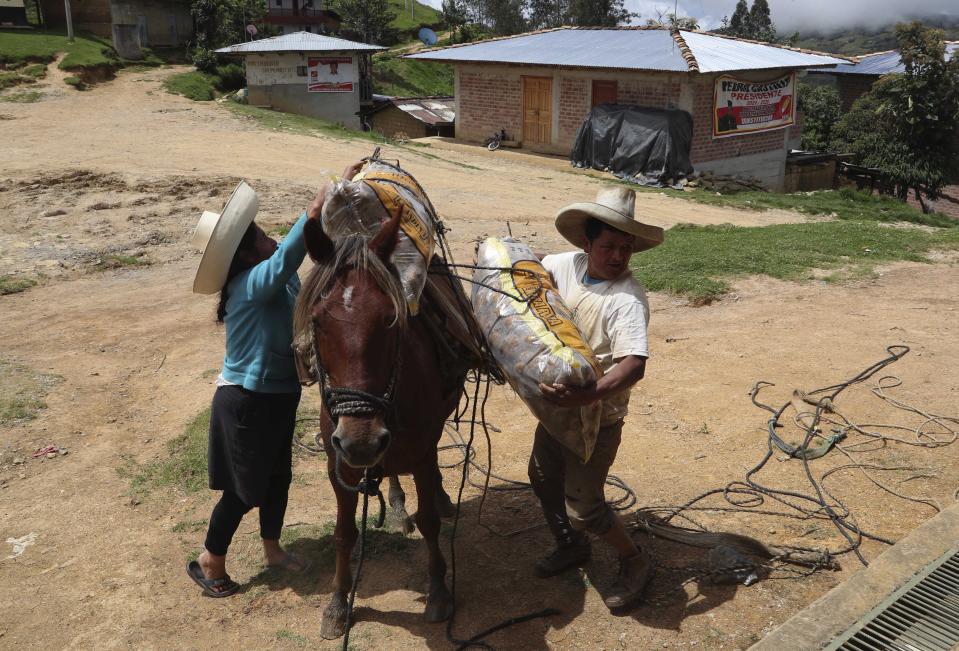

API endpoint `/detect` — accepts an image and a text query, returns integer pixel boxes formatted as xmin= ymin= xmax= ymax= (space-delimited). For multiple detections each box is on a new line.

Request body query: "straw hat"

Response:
xmin=191 ymin=181 xmax=259 ymax=295
xmin=555 ymin=186 xmax=664 ymax=252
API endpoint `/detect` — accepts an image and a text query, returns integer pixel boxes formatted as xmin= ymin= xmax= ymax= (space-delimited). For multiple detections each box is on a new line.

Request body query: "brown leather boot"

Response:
xmin=533 ymin=536 xmax=591 ymax=578
xmin=603 ymin=548 xmax=654 ymax=611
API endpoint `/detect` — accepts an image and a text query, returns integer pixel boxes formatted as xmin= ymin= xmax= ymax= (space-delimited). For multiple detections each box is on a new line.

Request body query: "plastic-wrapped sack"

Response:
xmin=321 ymin=159 xmax=435 ymax=315
xmin=472 ymin=237 xmax=603 ymax=462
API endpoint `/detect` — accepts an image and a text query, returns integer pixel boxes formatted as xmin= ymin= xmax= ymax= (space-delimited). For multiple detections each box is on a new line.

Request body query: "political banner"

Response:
xmin=307 ymin=56 xmax=353 ymax=93
xmin=713 ymin=73 xmax=795 ymax=138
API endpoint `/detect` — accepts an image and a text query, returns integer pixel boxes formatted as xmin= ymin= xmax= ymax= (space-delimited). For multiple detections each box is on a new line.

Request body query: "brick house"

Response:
xmin=366 ymin=96 xmax=454 ymax=139
xmin=39 ymin=0 xmax=193 ymax=47
xmin=407 ymin=27 xmax=847 ymax=190
xmin=808 ymin=43 xmax=958 ymax=111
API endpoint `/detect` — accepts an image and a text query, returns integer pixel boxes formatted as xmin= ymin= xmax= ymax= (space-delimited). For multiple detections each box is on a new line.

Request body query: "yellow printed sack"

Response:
xmin=472 ymin=237 xmax=603 ymax=462
xmin=321 ymin=160 xmax=436 ymax=314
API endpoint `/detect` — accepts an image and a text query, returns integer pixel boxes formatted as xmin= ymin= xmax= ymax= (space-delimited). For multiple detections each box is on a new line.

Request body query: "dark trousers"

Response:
xmin=527 ymin=420 xmax=624 ymax=543
xmin=204 ymin=485 xmax=289 ymax=556
xmin=204 ymin=385 xmax=300 ymax=556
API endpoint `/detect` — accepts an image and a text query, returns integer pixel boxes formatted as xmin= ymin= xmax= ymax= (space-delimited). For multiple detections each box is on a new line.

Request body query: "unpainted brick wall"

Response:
xmin=457 ymin=71 xmax=523 ymax=142
xmin=371 ymin=107 xmax=429 ymax=139
xmin=689 ymin=76 xmax=786 ymax=165
xmin=558 ymin=77 xmax=590 ymax=143
xmin=838 ymin=75 xmax=876 ymax=112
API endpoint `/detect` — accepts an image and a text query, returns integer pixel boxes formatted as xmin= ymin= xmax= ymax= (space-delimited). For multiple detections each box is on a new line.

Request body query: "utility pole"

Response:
xmin=64 ymin=0 xmax=74 ymax=42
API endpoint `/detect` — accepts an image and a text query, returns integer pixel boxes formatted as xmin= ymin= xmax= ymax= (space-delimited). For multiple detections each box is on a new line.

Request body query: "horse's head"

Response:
xmin=298 ymin=211 xmax=406 ymax=468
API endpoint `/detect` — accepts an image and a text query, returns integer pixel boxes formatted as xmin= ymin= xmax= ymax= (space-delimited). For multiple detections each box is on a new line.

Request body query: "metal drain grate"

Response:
xmin=828 ymin=547 xmax=959 ymax=651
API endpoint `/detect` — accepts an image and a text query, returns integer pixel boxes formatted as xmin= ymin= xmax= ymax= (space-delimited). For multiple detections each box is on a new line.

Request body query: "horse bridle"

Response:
xmin=309 ymin=321 xmax=403 ymax=426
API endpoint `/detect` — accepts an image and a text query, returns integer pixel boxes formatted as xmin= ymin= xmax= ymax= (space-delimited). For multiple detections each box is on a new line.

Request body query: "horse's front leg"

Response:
xmin=386 ymin=474 xmax=415 ymax=534
xmin=413 ymin=461 xmax=453 ymax=622
xmin=320 ymin=468 xmax=359 ymax=640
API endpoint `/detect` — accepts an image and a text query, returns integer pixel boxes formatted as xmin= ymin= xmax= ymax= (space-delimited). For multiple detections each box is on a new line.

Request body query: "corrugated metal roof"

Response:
xmin=818 ymin=42 xmax=958 ymax=76
xmin=375 ymin=97 xmax=455 ymax=125
xmin=405 ymin=27 xmax=847 ymax=73
xmin=215 ymin=31 xmax=385 ymax=54
xmin=678 ymin=31 xmax=845 ymax=72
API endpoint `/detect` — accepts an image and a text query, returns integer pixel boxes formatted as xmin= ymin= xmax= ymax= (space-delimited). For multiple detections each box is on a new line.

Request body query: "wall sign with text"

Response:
xmin=713 ymin=73 xmax=795 ymax=138
xmin=308 ymin=56 xmax=354 ymax=93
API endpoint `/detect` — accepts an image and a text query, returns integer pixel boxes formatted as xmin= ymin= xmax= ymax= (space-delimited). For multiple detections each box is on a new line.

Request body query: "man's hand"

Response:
xmin=341 ymin=160 xmax=364 ymax=182
xmin=539 ymin=382 xmax=599 ymax=408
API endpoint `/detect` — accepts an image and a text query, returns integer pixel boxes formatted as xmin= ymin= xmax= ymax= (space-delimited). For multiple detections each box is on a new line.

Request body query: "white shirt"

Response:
xmin=541 ymin=251 xmax=650 ymax=425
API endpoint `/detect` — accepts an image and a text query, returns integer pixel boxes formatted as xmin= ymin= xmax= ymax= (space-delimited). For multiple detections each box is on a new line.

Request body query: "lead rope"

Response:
xmin=339 ymin=465 xmax=384 ymax=651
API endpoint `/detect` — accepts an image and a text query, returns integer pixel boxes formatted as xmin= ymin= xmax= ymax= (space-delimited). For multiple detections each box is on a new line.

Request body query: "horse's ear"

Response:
xmin=304 ymin=218 xmax=333 ymax=263
xmin=369 ymin=209 xmax=401 ymax=261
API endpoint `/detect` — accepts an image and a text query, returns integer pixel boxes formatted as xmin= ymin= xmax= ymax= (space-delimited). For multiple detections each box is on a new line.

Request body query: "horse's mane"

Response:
xmin=293 ymin=234 xmax=408 ymax=349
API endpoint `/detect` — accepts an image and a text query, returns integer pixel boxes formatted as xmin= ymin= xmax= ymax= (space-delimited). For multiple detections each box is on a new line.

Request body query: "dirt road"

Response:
xmin=1 ymin=66 xmax=957 ymax=650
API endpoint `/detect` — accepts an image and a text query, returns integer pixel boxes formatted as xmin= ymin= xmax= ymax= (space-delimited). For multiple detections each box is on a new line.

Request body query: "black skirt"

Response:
xmin=208 ymin=385 xmax=301 ymax=506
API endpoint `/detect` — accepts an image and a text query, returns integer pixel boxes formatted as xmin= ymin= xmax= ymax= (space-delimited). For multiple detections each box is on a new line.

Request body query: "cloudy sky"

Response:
xmin=419 ymin=0 xmax=958 ymax=33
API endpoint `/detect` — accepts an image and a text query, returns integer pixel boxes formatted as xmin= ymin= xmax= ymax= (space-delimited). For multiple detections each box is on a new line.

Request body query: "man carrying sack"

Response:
xmin=529 ymin=186 xmax=664 ymax=612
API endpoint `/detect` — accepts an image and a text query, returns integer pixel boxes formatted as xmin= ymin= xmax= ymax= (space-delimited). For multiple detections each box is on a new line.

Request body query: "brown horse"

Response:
xmin=294 ymin=210 xmax=465 ymax=639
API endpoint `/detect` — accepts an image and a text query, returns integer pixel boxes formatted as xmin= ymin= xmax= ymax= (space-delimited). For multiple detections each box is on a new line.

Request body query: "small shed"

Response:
xmin=366 ymin=96 xmax=455 ymax=139
xmin=407 ymin=27 xmax=848 ymax=190
xmin=808 ymin=43 xmax=959 ymax=111
xmin=216 ymin=32 xmax=385 ymax=130
xmin=0 ymin=0 xmax=29 ymax=27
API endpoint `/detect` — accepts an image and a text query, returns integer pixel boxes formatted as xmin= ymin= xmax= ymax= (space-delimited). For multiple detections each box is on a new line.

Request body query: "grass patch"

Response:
xmin=0 ymin=89 xmax=41 ymax=102
xmin=20 ymin=62 xmax=47 ymax=78
xmin=275 ymin=630 xmax=308 ymax=647
xmin=670 ymin=186 xmax=957 ymax=229
xmin=0 ymin=274 xmax=36 ymax=295
xmin=0 ymin=360 xmax=61 ymax=425
xmin=95 ymin=254 xmax=148 ymax=269
xmin=224 ymin=101 xmax=393 ymax=145
xmin=373 ymin=54 xmax=452 ymax=97
xmin=171 ymin=518 xmax=208 ymax=533
xmin=131 ymin=408 xmax=209 ymax=493
xmin=63 ymin=75 xmax=84 ymax=89
xmin=163 ymin=70 xmax=217 ymax=101
xmin=634 ymin=220 xmax=959 ymax=304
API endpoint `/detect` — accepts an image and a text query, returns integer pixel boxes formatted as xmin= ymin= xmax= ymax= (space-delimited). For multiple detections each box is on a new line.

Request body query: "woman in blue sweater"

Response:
xmin=186 ymin=164 xmax=360 ymax=597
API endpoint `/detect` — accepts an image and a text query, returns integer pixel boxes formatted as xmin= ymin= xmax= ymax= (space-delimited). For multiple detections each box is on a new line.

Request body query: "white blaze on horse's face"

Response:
xmin=342 ymin=285 xmax=354 ymax=310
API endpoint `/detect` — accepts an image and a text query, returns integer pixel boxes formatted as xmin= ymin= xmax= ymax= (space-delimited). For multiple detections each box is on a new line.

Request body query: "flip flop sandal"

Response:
xmin=267 ymin=553 xmax=312 ymax=574
xmin=186 ymin=560 xmax=240 ymax=598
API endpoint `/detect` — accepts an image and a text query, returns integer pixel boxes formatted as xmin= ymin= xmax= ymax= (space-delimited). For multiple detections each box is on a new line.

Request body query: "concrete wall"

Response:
xmin=110 ymin=0 xmax=193 ymax=47
xmin=454 ymin=63 xmax=795 ymax=190
xmin=244 ymin=52 xmax=362 ymax=130
xmin=41 ymin=0 xmax=112 ymax=37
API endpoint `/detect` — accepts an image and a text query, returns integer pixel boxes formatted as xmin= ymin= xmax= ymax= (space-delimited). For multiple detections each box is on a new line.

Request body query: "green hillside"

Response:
xmin=388 ymin=0 xmax=442 ymax=33
xmin=373 ymin=52 xmax=452 ymax=96
xmin=795 ymin=19 xmax=959 ymax=55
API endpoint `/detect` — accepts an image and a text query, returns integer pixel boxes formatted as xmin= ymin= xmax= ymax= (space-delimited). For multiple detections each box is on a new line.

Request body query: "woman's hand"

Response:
xmin=306 ymin=183 xmax=330 ymax=221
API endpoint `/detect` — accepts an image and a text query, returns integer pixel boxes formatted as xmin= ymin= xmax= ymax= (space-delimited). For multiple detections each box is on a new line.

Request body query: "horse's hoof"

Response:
xmin=387 ymin=509 xmax=416 ymax=535
xmin=424 ymin=584 xmax=454 ymax=623
xmin=436 ymin=492 xmax=456 ymax=520
xmin=320 ymin=597 xmax=348 ymax=640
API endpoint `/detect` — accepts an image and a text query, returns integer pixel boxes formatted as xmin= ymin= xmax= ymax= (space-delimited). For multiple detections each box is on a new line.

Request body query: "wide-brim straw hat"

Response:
xmin=555 ymin=186 xmax=664 ymax=252
xmin=191 ymin=181 xmax=259 ymax=294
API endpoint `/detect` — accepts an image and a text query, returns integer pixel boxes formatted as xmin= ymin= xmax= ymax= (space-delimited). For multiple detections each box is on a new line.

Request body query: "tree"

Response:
xmin=832 ymin=22 xmax=959 ymax=211
xmin=718 ymin=0 xmax=778 ymax=42
xmin=797 ymin=83 xmax=841 ymax=151
xmin=568 ymin=0 xmax=632 ymax=27
xmin=334 ymin=0 xmax=397 ymax=45
xmin=727 ymin=0 xmax=749 ymax=35
xmin=528 ymin=0 xmax=570 ymax=30
xmin=191 ymin=0 xmax=267 ymax=70
xmin=441 ymin=0 xmax=468 ymax=41
xmin=645 ymin=10 xmax=699 ymax=30
xmin=460 ymin=0 xmax=526 ymax=36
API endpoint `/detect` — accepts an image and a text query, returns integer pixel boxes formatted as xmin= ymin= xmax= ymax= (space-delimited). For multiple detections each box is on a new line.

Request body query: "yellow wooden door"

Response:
xmin=523 ymin=77 xmax=552 ymax=145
